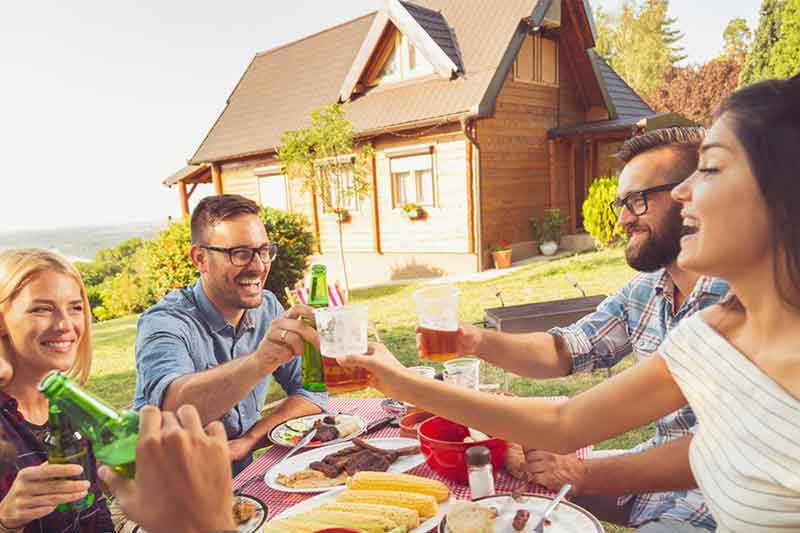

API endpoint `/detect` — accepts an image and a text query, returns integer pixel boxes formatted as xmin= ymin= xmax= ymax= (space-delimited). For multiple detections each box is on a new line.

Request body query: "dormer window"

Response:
xmin=370 ymin=30 xmax=434 ymax=86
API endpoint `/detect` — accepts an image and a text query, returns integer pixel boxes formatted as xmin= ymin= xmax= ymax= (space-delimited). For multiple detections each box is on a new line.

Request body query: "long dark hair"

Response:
xmin=714 ymin=74 xmax=800 ymax=309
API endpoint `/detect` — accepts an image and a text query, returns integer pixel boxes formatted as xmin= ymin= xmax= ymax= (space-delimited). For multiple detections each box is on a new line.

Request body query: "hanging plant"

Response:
xmin=400 ymin=202 xmax=425 ymax=220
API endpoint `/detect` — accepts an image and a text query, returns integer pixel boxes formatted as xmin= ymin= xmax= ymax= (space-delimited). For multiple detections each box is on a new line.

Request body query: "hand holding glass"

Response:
xmin=314 ymin=305 xmax=369 ymax=393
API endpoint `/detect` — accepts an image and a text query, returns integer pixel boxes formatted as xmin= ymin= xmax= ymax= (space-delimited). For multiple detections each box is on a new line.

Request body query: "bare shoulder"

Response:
xmin=699 ymin=304 xmax=744 ymax=337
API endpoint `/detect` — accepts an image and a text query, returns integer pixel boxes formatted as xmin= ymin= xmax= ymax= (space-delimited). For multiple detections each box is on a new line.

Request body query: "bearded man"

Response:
xmin=425 ymin=128 xmax=727 ymax=532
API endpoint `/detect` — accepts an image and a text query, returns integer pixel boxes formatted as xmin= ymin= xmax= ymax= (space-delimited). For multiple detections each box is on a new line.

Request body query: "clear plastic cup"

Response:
xmin=443 ymin=358 xmax=481 ymax=390
xmin=313 ymin=304 xmax=369 ymax=393
xmin=412 ymin=285 xmax=460 ymax=362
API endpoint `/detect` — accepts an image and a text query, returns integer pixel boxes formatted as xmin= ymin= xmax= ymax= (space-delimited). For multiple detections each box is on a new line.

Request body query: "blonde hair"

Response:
xmin=0 ymin=249 xmax=92 ymax=384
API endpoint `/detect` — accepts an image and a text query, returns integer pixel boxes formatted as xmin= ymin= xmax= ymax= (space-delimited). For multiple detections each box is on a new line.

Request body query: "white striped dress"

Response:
xmin=659 ymin=313 xmax=800 ymax=532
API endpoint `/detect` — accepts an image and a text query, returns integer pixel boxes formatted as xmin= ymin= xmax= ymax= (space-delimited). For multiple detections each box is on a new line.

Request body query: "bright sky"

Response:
xmin=0 ymin=0 xmax=760 ymax=232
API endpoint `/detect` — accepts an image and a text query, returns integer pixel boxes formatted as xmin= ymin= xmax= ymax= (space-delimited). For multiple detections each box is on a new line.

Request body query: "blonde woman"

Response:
xmin=0 ymin=249 xmax=113 ymax=532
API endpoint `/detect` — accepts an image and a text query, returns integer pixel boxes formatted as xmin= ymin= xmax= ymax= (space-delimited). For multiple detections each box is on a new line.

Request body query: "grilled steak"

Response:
xmin=309 ymin=460 xmax=342 ymax=478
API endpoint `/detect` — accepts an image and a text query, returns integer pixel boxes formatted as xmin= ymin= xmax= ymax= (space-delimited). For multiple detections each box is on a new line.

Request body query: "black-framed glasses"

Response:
xmin=609 ymin=182 xmax=682 ymax=218
xmin=199 ymin=243 xmax=278 ymax=266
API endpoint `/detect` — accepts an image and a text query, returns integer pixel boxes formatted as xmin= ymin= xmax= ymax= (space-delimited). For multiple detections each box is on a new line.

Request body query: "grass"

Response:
xmin=86 ymin=247 xmax=645 ymax=532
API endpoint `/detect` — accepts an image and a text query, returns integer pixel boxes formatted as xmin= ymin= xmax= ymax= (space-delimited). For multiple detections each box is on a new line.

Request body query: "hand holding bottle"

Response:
xmin=0 ymin=463 xmax=89 ymax=529
xmin=98 ymin=405 xmax=235 ymax=533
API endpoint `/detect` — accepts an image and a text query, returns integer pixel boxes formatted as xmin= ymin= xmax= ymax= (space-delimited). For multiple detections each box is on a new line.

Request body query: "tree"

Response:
xmin=593 ymin=0 xmax=686 ymax=96
xmin=722 ymin=18 xmax=753 ymax=63
xmin=648 ymin=59 xmax=741 ymax=125
xmin=770 ymin=0 xmax=800 ymax=78
xmin=740 ymin=0 xmax=785 ymax=85
xmin=278 ymin=103 xmax=374 ymax=300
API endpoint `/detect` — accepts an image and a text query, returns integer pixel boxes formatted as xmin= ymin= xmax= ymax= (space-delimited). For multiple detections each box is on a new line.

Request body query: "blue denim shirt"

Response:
xmin=133 ymin=280 xmax=327 ymax=439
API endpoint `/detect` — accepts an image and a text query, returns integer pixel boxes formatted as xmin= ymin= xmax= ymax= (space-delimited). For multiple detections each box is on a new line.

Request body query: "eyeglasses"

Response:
xmin=609 ymin=182 xmax=682 ymax=218
xmin=199 ymin=243 xmax=278 ymax=266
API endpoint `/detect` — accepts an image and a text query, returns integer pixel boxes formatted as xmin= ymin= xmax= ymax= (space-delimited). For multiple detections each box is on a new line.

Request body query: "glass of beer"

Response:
xmin=314 ymin=304 xmax=369 ymax=393
xmin=412 ymin=285 xmax=460 ymax=362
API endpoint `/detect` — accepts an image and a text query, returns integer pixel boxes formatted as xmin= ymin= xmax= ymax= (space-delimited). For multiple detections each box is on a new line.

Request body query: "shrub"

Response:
xmin=582 ymin=177 xmax=625 ymax=248
xmin=530 ymin=208 xmax=569 ymax=243
xmin=144 ymin=218 xmax=196 ymax=303
xmin=259 ymin=207 xmax=316 ymax=307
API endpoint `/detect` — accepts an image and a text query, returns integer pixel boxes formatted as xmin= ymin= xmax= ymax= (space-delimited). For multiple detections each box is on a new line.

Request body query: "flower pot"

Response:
xmin=491 ymin=249 xmax=512 ymax=269
xmin=539 ymin=241 xmax=558 ymax=256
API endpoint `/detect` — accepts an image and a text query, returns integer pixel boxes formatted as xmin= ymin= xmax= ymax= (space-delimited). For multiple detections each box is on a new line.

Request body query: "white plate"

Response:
xmin=272 ymin=485 xmax=454 ymax=533
xmin=438 ymin=493 xmax=604 ymax=533
xmin=264 ymin=437 xmax=425 ymax=493
xmin=268 ymin=413 xmax=367 ymax=448
xmin=132 ymin=494 xmax=267 ymax=533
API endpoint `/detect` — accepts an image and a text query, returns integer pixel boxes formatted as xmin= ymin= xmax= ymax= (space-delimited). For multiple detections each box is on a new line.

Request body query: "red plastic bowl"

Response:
xmin=417 ymin=416 xmax=508 ymax=483
xmin=312 ymin=529 xmax=361 ymax=533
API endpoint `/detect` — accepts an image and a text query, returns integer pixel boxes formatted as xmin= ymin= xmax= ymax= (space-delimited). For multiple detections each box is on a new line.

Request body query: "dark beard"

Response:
xmin=625 ymin=205 xmax=684 ymax=272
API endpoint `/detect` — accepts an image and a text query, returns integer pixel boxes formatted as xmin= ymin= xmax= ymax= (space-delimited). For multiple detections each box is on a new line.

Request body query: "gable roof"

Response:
xmin=190 ymin=0 xmax=610 ymax=164
xmin=548 ymin=50 xmax=658 ymax=136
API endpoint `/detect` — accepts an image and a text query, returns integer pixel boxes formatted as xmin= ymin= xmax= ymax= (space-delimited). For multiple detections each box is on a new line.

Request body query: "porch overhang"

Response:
xmin=547 ymin=111 xmax=697 ymax=140
xmin=162 ymin=164 xmax=212 ymax=187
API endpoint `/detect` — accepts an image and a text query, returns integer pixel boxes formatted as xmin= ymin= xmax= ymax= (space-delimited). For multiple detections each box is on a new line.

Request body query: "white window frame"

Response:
xmin=390 ymin=149 xmax=436 ymax=207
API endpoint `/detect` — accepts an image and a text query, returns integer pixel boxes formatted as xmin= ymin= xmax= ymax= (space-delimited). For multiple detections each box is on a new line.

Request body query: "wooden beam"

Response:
xmin=371 ymin=155 xmax=382 ymax=254
xmin=311 ymin=189 xmax=322 ymax=254
xmin=187 ymin=183 xmax=198 ymax=198
xmin=568 ymin=141 xmax=577 ymax=231
xmin=211 ymin=163 xmax=223 ymax=195
xmin=466 ymin=138 xmax=475 ymax=253
xmin=178 ymin=181 xmax=190 ymax=217
xmin=548 ymin=139 xmax=558 ymax=208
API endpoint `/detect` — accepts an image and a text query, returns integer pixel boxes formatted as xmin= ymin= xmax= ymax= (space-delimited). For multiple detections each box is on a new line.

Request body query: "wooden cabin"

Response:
xmin=164 ymin=0 xmax=691 ymax=286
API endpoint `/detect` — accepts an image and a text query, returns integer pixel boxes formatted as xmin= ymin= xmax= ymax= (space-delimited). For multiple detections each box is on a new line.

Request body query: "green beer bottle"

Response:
xmin=301 ymin=264 xmax=329 ymax=392
xmin=38 ymin=371 xmax=138 ymax=479
xmin=44 ymin=402 xmax=96 ymax=513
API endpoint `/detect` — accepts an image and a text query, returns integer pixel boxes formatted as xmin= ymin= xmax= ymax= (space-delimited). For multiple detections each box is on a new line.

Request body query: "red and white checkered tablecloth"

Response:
xmin=234 ymin=397 xmax=590 ymax=528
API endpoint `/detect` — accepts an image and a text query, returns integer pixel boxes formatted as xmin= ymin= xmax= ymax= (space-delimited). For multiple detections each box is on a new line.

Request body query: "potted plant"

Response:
xmin=530 ymin=208 xmax=568 ymax=256
xmin=400 ymin=202 xmax=425 ymax=220
xmin=332 ymin=207 xmax=350 ymax=223
xmin=490 ymin=240 xmax=513 ymax=269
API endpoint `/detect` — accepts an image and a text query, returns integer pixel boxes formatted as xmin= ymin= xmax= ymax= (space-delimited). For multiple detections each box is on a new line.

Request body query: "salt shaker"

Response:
xmin=466 ymin=445 xmax=496 ymax=499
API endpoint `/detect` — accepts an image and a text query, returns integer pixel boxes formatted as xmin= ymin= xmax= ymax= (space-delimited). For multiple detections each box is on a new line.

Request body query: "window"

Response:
xmin=372 ymin=31 xmax=433 ymax=86
xmin=513 ymin=33 xmax=559 ymax=85
xmin=321 ymin=166 xmax=359 ymax=212
xmin=391 ymin=152 xmax=434 ymax=206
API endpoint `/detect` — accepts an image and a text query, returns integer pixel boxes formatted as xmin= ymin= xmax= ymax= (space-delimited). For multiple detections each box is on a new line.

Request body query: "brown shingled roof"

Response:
xmin=190 ymin=0 xmax=540 ymax=164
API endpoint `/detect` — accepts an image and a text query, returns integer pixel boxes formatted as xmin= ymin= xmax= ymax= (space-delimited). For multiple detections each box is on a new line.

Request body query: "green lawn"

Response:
xmin=86 ymin=247 xmax=645 ymax=532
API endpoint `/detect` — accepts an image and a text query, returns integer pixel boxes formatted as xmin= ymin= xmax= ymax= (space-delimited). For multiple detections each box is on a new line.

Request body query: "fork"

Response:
xmin=532 ymin=483 xmax=572 ymax=532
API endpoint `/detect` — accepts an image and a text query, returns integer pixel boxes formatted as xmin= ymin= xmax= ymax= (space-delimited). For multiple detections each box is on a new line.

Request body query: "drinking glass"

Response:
xmin=406 ymin=366 xmax=436 ymax=379
xmin=443 ymin=358 xmax=481 ymax=390
xmin=314 ymin=304 xmax=369 ymax=393
xmin=412 ymin=285 xmax=460 ymax=362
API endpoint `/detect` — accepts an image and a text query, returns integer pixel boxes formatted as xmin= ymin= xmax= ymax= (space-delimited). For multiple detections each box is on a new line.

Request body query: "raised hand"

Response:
xmin=415 ymin=321 xmax=482 ymax=359
xmin=255 ymin=304 xmax=319 ymax=368
xmin=338 ymin=342 xmax=409 ymax=399
xmin=0 ymin=463 xmax=90 ymax=529
xmin=99 ymin=405 xmax=235 ymax=533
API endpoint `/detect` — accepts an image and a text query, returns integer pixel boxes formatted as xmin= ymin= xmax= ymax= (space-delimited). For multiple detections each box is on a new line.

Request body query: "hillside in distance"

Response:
xmin=0 ymin=220 xmax=167 ymax=262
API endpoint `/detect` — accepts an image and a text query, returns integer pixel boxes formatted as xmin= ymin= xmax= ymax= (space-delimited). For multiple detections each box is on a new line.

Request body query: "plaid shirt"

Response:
xmin=0 ymin=391 xmax=114 ymax=533
xmin=549 ymin=270 xmax=729 ymax=530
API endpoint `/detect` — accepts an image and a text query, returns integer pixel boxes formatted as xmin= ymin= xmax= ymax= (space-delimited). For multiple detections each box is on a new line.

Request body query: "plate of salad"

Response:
xmin=268 ymin=413 xmax=367 ymax=448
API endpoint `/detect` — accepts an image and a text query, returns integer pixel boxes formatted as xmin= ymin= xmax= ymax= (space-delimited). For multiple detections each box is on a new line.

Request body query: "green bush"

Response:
xmin=259 ymin=207 xmax=316 ymax=307
xmin=144 ymin=218 xmax=196 ymax=303
xmin=582 ymin=176 xmax=625 ymax=248
xmin=530 ymin=208 xmax=569 ymax=243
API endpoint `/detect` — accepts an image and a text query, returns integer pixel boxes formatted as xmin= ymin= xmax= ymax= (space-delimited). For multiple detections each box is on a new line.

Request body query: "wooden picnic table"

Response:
xmin=234 ymin=397 xmax=591 ymax=530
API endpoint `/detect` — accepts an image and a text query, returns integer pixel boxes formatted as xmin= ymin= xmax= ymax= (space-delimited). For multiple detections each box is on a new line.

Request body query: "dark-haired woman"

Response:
xmin=339 ymin=75 xmax=800 ymax=533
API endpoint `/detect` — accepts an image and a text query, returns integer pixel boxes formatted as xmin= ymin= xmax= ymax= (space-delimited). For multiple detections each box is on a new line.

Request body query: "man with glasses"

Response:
xmin=133 ymin=194 xmax=326 ymax=475
xmin=431 ymin=127 xmax=727 ymax=532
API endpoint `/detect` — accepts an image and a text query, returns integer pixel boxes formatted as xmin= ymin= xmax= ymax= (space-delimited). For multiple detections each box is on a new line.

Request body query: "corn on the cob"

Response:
xmin=284 ymin=509 xmax=401 ymax=533
xmin=347 ymin=471 xmax=450 ymax=502
xmin=337 ymin=489 xmax=439 ymax=518
xmin=319 ymin=502 xmax=420 ymax=529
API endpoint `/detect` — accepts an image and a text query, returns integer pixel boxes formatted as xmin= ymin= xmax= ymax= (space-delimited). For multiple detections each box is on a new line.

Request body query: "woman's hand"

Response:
xmin=0 ymin=463 xmax=89 ymax=529
xmin=99 ymin=405 xmax=235 ymax=533
xmin=339 ymin=342 xmax=410 ymax=399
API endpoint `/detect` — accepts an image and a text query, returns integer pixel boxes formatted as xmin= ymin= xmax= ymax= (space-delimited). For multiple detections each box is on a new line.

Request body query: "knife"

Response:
xmin=364 ymin=416 xmax=398 ymax=435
